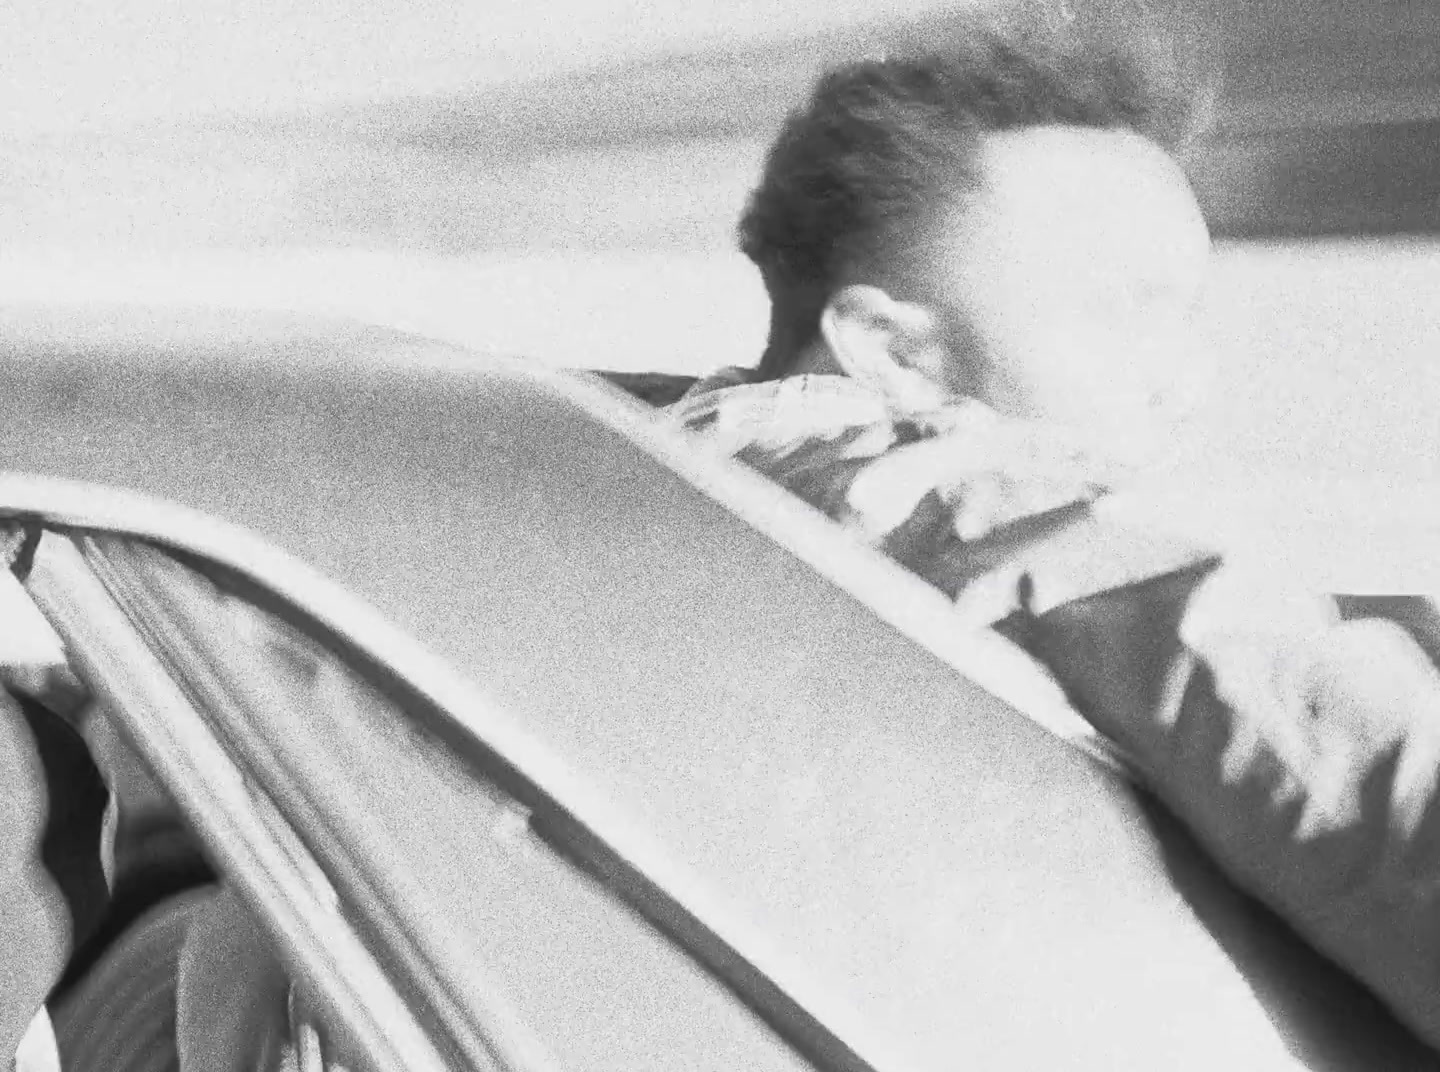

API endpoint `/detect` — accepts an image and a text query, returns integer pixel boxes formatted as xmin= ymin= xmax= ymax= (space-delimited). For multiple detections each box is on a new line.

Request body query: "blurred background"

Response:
xmin=3 ymin=0 xmax=1440 ymax=583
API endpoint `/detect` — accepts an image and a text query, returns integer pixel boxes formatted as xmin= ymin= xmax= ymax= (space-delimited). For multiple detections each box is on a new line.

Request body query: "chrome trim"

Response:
xmin=24 ymin=534 xmax=458 ymax=1072
xmin=86 ymin=534 xmax=561 ymax=1072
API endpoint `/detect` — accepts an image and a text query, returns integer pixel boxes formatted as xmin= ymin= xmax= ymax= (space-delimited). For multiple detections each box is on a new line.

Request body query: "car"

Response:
xmin=0 ymin=304 xmax=1437 ymax=1071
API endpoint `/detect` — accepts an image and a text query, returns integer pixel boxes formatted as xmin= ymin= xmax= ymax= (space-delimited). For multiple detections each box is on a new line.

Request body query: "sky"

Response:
xmin=0 ymin=0 xmax=965 ymax=134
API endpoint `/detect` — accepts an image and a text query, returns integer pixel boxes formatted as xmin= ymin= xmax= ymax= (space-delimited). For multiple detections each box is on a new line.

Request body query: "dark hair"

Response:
xmin=740 ymin=6 xmax=1213 ymax=378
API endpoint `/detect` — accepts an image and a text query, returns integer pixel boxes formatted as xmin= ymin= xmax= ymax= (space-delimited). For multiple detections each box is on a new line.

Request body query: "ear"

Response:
xmin=819 ymin=285 xmax=952 ymax=410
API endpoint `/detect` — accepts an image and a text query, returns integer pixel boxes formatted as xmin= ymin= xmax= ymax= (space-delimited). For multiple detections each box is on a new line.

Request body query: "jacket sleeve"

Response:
xmin=1009 ymin=563 xmax=1440 ymax=1053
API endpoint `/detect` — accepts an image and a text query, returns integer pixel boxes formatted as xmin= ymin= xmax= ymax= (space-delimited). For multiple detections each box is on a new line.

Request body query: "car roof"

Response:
xmin=0 ymin=303 xmax=1433 ymax=1069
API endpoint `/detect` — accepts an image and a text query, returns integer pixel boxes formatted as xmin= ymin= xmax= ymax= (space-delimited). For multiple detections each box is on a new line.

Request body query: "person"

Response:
xmin=0 ymin=529 xmax=129 ymax=1072
xmin=669 ymin=9 xmax=1440 ymax=1055
xmin=0 ymin=568 xmax=113 ymax=1072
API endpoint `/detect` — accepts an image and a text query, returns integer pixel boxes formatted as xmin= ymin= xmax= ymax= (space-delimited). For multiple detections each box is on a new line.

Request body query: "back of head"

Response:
xmin=739 ymin=1 xmax=1218 ymax=380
